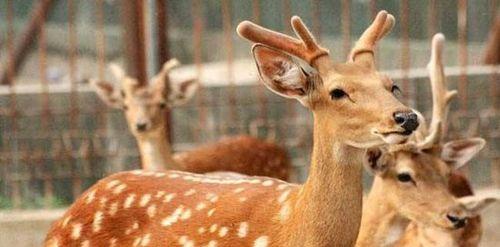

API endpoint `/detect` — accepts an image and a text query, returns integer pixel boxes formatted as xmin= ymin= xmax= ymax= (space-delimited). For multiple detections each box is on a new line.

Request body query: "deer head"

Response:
xmin=91 ymin=59 xmax=198 ymax=138
xmin=361 ymin=34 xmax=487 ymax=237
xmin=238 ymin=11 xmax=419 ymax=148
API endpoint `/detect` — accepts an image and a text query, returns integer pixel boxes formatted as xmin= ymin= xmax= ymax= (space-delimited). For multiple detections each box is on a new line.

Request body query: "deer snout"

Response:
xmin=393 ymin=111 xmax=419 ymax=134
xmin=136 ymin=122 xmax=149 ymax=132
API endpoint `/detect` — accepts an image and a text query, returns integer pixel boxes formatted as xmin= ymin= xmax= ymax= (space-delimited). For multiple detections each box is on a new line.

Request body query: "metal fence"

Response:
xmin=0 ymin=0 xmax=498 ymax=209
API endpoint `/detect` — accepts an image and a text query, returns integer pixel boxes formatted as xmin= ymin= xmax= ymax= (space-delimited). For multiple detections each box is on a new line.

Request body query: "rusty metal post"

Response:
xmin=120 ymin=0 xmax=148 ymax=85
xmin=155 ymin=0 xmax=173 ymax=142
xmin=0 ymin=0 xmax=55 ymax=85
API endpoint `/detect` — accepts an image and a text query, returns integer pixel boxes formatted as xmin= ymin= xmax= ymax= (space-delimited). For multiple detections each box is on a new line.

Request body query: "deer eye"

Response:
xmin=159 ymin=102 xmax=167 ymax=109
xmin=397 ymin=173 xmax=413 ymax=183
xmin=123 ymin=105 xmax=129 ymax=111
xmin=391 ymin=85 xmax=402 ymax=97
xmin=330 ymin=89 xmax=348 ymax=100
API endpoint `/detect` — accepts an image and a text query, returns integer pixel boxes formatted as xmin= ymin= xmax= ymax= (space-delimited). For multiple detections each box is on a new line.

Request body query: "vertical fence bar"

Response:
xmin=457 ymin=0 xmax=468 ymax=111
xmin=5 ymin=0 xmax=21 ymax=209
xmin=427 ymin=0 xmax=438 ymax=38
xmin=341 ymin=0 xmax=351 ymax=59
xmin=221 ymin=0 xmax=238 ymax=133
xmin=120 ymin=1 xmax=147 ymax=84
xmin=191 ymin=0 xmax=207 ymax=141
xmin=67 ymin=0 xmax=82 ymax=199
xmin=251 ymin=0 xmax=269 ymax=131
xmin=37 ymin=3 xmax=54 ymax=208
xmin=399 ymin=0 xmax=410 ymax=104
xmin=155 ymin=0 xmax=173 ymax=143
xmin=489 ymin=0 xmax=499 ymax=187
xmin=94 ymin=0 xmax=107 ymax=176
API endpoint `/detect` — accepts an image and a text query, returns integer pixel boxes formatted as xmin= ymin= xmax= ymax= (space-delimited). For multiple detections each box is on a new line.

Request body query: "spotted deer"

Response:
xmin=355 ymin=34 xmax=498 ymax=247
xmin=45 ymin=11 xmax=419 ymax=247
xmin=91 ymin=60 xmax=290 ymax=180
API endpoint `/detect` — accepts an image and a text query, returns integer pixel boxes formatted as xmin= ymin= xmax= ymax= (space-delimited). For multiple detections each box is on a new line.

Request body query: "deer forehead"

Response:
xmin=394 ymin=152 xmax=450 ymax=179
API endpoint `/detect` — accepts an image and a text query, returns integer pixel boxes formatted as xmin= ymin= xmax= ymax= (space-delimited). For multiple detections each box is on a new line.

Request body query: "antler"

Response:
xmin=418 ymin=33 xmax=457 ymax=149
xmin=349 ymin=11 xmax=395 ymax=69
xmin=236 ymin=16 xmax=329 ymax=66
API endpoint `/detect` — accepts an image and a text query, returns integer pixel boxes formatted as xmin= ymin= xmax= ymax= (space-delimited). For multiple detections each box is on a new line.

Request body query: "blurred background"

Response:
xmin=0 ymin=0 xmax=498 ymax=246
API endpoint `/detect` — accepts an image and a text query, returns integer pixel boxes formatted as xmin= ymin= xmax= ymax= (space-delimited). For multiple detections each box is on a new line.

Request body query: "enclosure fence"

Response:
xmin=0 ymin=0 xmax=498 ymax=209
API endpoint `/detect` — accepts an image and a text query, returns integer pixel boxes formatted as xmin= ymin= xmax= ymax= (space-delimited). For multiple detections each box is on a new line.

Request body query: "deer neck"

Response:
xmin=356 ymin=177 xmax=409 ymax=247
xmin=284 ymin=115 xmax=364 ymax=246
xmin=135 ymin=128 xmax=180 ymax=171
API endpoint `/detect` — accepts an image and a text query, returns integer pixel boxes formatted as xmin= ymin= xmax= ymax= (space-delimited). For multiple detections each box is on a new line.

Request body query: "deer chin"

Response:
xmin=372 ymin=129 xmax=412 ymax=145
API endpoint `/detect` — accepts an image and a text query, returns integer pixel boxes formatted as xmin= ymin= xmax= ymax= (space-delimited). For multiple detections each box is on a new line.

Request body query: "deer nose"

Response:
xmin=393 ymin=111 xmax=419 ymax=133
xmin=136 ymin=123 xmax=148 ymax=132
xmin=446 ymin=213 xmax=467 ymax=229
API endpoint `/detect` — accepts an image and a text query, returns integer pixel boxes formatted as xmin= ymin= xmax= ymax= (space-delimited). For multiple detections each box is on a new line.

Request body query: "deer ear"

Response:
xmin=363 ymin=147 xmax=388 ymax=175
xmin=458 ymin=190 xmax=500 ymax=216
xmin=441 ymin=138 xmax=486 ymax=169
xmin=90 ymin=79 xmax=123 ymax=108
xmin=167 ymin=78 xmax=199 ymax=107
xmin=252 ymin=45 xmax=309 ymax=105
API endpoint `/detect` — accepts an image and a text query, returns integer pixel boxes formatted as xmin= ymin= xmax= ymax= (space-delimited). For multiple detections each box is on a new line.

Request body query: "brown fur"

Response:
xmin=176 ymin=135 xmax=290 ymax=181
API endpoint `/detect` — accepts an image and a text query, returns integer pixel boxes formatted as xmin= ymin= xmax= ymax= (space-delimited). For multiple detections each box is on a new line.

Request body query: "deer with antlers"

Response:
xmin=45 ymin=11 xmax=419 ymax=247
xmin=91 ymin=59 xmax=290 ymax=180
xmin=355 ymin=34 xmax=499 ymax=247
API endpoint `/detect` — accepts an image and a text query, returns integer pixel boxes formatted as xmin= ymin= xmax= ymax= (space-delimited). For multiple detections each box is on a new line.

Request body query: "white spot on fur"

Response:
xmin=207 ymin=240 xmax=217 ymax=247
xmin=238 ymin=222 xmax=249 ymax=238
xmin=124 ymin=194 xmax=136 ymax=208
xmin=196 ymin=202 xmax=207 ymax=211
xmin=164 ymin=193 xmax=176 ymax=203
xmin=179 ymin=236 xmax=188 ymax=244
xmin=62 ymin=216 xmax=71 ymax=228
xmin=254 ymin=236 xmax=269 ymax=247
xmin=139 ymin=194 xmax=152 ymax=207
xmin=198 ymin=227 xmax=206 ymax=234
xmin=110 ymin=238 xmax=117 ymax=247
xmin=85 ymin=190 xmax=96 ymax=204
xmin=113 ymin=184 xmax=127 ymax=194
xmin=184 ymin=189 xmax=196 ymax=196
xmin=71 ymin=223 xmax=82 ymax=239
xmin=210 ymin=224 xmax=218 ymax=233
xmin=147 ymin=204 xmax=157 ymax=218
xmin=140 ymin=233 xmax=151 ymax=246
xmin=106 ymin=180 xmax=121 ymax=189
xmin=81 ymin=240 xmax=90 ymax=247
xmin=162 ymin=205 xmax=184 ymax=227
xmin=207 ymin=208 xmax=216 ymax=217
xmin=126 ymin=221 xmax=140 ymax=235
xmin=131 ymin=170 xmax=143 ymax=175
xmin=181 ymin=208 xmax=192 ymax=220
xmin=239 ymin=197 xmax=247 ymax=202
xmin=219 ymin=227 xmax=229 ymax=237
xmin=154 ymin=172 xmax=166 ymax=177
xmin=109 ymin=202 xmax=118 ymax=216
xmin=155 ymin=191 xmax=166 ymax=198
xmin=279 ymin=202 xmax=291 ymax=222
xmin=278 ymin=190 xmax=291 ymax=204
xmin=100 ymin=197 xmax=108 ymax=208
xmin=277 ymin=184 xmax=288 ymax=190
xmin=168 ymin=173 xmax=180 ymax=179
xmin=93 ymin=211 xmax=104 ymax=232
xmin=233 ymin=187 xmax=245 ymax=193
xmin=262 ymin=180 xmax=274 ymax=186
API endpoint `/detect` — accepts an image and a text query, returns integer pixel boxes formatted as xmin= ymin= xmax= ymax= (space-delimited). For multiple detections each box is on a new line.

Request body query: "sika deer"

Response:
xmin=45 ymin=11 xmax=418 ymax=247
xmin=91 ymin=60 xmax=290 ymax=180
xmin=355 ymin=34 xmax=498 ymax=247
xmin=397 ymin=173 xmax=500 ymax=247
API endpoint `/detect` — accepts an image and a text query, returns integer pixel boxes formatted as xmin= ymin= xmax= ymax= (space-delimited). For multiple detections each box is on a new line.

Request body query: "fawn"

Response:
xmin=45 ymin=11 xmax=418 ymax=247
xmin=91 ymin=60 xmax=290 ymax=180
